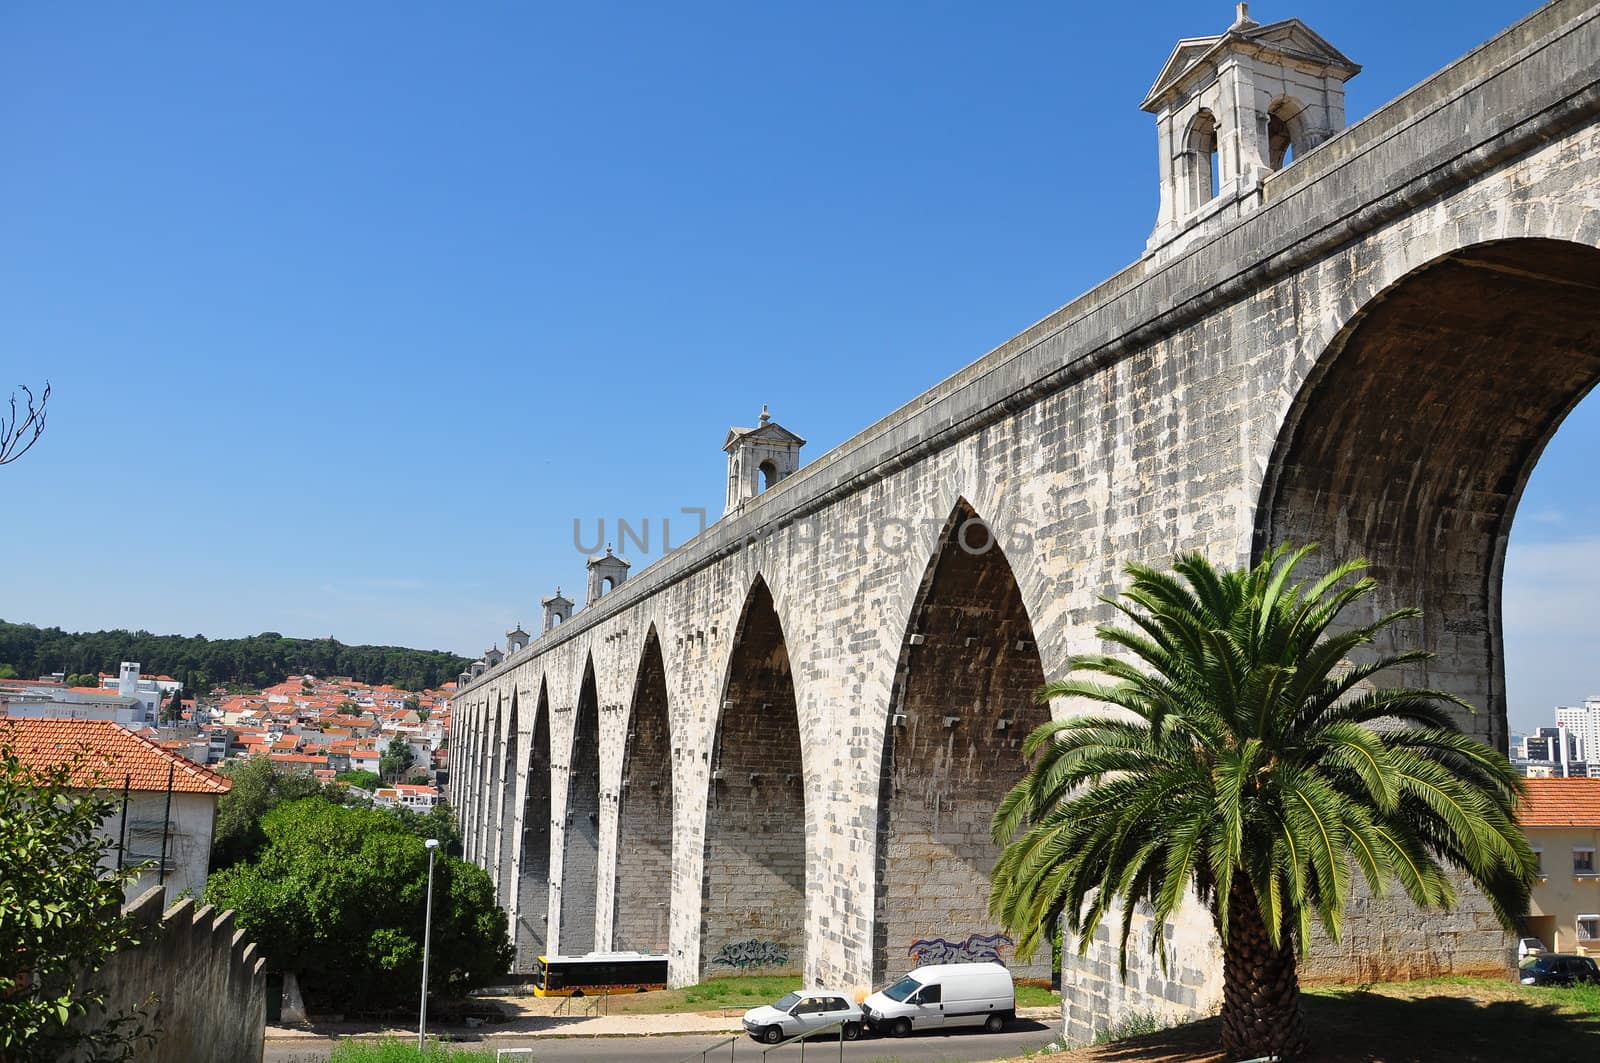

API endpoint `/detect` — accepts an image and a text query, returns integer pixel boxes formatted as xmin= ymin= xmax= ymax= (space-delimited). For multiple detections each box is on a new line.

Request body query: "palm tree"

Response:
xmin=989 ymin=545 xmax=1534 ymax=1061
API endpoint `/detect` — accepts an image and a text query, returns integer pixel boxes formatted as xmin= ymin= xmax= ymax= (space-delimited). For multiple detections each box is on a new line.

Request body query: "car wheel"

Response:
xmin=985 ymin=1013 xmax=1006 ymax=1033
xmin=893 ymin=1018 xmax=912 ymax=1038
xmin=763 ymin=1025 xmax=784 ymax=1045
xmin=843 ymin=1022 xmax=862 ymax=1040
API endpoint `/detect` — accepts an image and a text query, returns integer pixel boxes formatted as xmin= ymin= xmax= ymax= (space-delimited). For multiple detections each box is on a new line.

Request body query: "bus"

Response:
xmin=533 ymin=951 xmax=670 ymax=996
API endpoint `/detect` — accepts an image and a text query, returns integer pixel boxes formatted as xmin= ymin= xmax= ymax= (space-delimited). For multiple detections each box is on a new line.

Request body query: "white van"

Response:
xmin=861 ymin=961 xmax=1015 ymax=1036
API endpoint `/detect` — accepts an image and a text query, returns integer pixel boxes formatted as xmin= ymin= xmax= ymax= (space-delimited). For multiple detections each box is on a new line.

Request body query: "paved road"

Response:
xmin=265 ymin=1020 xmax=1059 ymax=1062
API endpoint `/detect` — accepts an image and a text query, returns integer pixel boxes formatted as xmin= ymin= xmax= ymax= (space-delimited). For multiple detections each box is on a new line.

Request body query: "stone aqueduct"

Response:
xmin=449 ymin=1 xmax=1600 ymax=1039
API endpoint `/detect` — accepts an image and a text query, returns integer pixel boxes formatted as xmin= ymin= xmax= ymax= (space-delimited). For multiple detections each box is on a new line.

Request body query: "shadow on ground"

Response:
xmin=1078 ymin=989 xmax=1600 ymax=1062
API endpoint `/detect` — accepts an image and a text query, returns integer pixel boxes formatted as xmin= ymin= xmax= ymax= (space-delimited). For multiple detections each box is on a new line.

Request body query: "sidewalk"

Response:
xmin=265 ymin=1004 xmax=1062 ymax=1043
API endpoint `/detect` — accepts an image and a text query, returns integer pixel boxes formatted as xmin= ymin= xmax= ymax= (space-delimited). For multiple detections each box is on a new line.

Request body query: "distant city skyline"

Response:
xmin=3 ymin=0 xmax=1591 ymax=734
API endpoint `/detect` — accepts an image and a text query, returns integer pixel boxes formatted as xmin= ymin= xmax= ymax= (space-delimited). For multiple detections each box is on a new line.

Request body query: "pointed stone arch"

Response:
xmin=700 ymin=575 xmax=805 ymax=976
xmin=871 ymin=498 xmax=1051 ymax=981
xmin=515 ymin=677 xmax=552 ymax=971
xmin=560 ymin=655 xmax=602 ymax=954
xmin=614 ymin=624 xmax=674 ymax=953
xmin=495 ymin=688 xmax=521 ymax=911
xmin=1255 ymin=238 xmax=1600 ymax=754
xmin=481 ymin=693 xmax=504 ymax=866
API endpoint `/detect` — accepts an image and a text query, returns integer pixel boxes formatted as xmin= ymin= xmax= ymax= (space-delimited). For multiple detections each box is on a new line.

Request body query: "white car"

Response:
xmin=742 ymin=990 xmax=864 ymax=1044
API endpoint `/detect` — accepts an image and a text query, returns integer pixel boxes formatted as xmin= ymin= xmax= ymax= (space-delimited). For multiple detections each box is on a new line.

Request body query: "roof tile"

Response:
xmin=1521 ymin=777 xmax=1600 ymax=828
xmin=0 ymin=717 xmax=231 ymax=795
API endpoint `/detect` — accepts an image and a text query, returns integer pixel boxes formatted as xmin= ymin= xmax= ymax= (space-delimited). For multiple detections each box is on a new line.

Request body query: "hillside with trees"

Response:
xmin=0 ymin=621 xmax=471 ymax=692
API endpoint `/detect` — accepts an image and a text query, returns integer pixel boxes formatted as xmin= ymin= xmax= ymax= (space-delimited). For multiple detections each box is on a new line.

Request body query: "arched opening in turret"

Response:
xmin=871 ymin=500 xmax=1051 ymax=982
xmin=759 ymin=459 xmax=779 ymax=490
xmin=701 ymin=577 xmax=805 ymax=976
xmin=614 ymin=626 xmax=674 ymax=953
xmin=560 ymin=657 xmax=602 ymax=954
xmin=516 ymin=681 xmax=552 ymax=971
xmin=1267 ymin=96 xmax=1309 ymax=169
xmin=1186 ymin=109 xmax=1219 ymax=207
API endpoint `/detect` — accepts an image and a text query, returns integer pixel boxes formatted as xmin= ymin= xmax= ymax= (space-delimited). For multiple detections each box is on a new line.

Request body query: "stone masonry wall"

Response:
xmin=74 ymin=885 xmax=265 ymax=1063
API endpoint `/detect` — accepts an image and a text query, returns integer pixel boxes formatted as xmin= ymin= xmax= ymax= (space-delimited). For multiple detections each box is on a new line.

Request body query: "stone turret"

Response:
xmin=1143 ymin=3 xmax=1358 ymax=255
xmin=542 ymin=588 xmax=574 ymax=633
xmin=724 ymin=404 xmax=805 ymax=514
xmin=586 ymin=545 xmax=630 ymax=606
xmin=507 ymin=624 xmax=530 ymax=654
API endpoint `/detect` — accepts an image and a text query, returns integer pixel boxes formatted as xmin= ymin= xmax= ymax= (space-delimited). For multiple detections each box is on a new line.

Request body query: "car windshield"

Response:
xmin=1520 ymin=956 xmax=1555 ymax=971
xmin=882 ymin=976 xmax=921 ymax=1003
xmin=773 ymin=993 xmax=801 ymax=1011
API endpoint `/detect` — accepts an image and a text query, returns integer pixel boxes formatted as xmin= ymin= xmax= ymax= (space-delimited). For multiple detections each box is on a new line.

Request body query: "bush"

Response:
xmin=205 ymin=798 xmax=510 ymax=1013
xmin=0 ymin=743 xmax=155 ymax=1061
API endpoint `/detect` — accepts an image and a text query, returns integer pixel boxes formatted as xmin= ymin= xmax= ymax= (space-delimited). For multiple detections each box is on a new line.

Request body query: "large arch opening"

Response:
xmin=496 ymin=690 xmax=520 ymax=911
xmin=701 ymin=577 xmax=805 ymax=976
xmin=560 ymin=657 xmax=602 ymax=954
xmin=614 ymin=626 xmax=674 ymax=953
xmin=515 ymin=682 xmax=552 ymax=971
xmin=481 ymin=699 xmax=503 ymax=865
xmin=1256 ymin=239 xmax=1600 ymax=757
xmin=872 ymin=500 xmax=1051 ymax=982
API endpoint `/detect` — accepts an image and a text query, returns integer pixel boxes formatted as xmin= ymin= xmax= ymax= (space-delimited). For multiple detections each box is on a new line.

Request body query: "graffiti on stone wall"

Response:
xmin=710 ymin=938 xmax=790 ymax=970
xmin=907 ymin=932 xmax=1013 ymax=966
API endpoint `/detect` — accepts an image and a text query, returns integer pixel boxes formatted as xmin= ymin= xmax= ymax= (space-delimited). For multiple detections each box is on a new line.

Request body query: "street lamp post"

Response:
xmin=419 ymin=838 xmax=440 ymax=1052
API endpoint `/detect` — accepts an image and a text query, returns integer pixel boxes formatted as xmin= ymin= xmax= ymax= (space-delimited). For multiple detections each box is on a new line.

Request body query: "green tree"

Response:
xmin=65 ymin=672 xmax=98 ymax=689
xmin=379 ymin=736 xmax=414 ymax=783
xmin=160 ymin=689 xmax=183 ymax=724
xmin=336 ymin=769 xmax=382 ymax=791
xmin=204 ymin=797 xmax=510 ymax=1012
xmin=989 ymin=546 xmax=1535 ymax=1062
xmin=0 ymin=743 xmax=155 ymax=1061
xmin=210 ymin=756 xmax=342 ymax=871
xmin=0 ymin=663 xmax=17 ymax=679
xmin=387 ymin=798 xmax=464 ymax=858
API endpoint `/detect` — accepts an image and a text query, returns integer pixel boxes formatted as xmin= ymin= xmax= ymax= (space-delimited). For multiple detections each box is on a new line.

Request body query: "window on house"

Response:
xmin=1575 ymin=848 xmax=1595 ymax=875
xmin=1579 ymin=915 xmax=1600 ymax=942
xmin=1533 ymin=849 xmax=1544 ymax=876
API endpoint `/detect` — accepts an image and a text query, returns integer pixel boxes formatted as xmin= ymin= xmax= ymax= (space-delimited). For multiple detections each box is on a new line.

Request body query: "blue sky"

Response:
xmin=1 ymin=1 xmax=1592 ymax=732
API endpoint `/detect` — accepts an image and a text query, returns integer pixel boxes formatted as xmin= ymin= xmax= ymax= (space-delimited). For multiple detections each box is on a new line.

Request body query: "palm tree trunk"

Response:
xmin=1220 ymin=880 xmax=1307 ymax=1061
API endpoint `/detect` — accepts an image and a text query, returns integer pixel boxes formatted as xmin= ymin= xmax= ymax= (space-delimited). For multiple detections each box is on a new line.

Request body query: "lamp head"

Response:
xmin=425 ymin=838 xmax=440 ymax=851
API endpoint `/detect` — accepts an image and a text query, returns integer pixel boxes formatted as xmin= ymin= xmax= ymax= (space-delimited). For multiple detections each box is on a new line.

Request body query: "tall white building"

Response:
xmin=1556 ymin=696 xmax=1600 ymax=768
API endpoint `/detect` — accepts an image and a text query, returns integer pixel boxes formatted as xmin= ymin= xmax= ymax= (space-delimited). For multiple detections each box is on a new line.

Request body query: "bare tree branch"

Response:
xmin=0 ymin=381 xmax=51 ymax=466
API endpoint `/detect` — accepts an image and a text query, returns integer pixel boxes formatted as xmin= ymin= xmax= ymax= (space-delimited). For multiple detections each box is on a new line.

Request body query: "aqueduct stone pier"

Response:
xmin=450 ymin=1 xmax=1600 ymax=1041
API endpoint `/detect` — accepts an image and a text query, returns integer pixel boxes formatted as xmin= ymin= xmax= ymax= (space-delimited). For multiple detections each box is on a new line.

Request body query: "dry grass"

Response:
xmin=1003 ymin=978 xmax=1600 ymax=1062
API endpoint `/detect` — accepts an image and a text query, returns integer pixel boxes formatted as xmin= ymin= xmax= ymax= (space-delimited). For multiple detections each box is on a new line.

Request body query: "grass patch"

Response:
xmin=1016 ymin=983 xmax=1062 ymax=1008
xmin=608 ymin=974 xmax=802 ymax=1014
xmin=328 ymin=1038 xmax=500 ymax=1061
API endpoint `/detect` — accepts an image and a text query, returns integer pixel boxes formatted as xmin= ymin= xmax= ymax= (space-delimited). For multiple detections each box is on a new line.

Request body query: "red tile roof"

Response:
xmin=0 ymin=718 xmax=231 ymax=795
xmin=1521 ymin=777 xmax=1600 ymax=828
